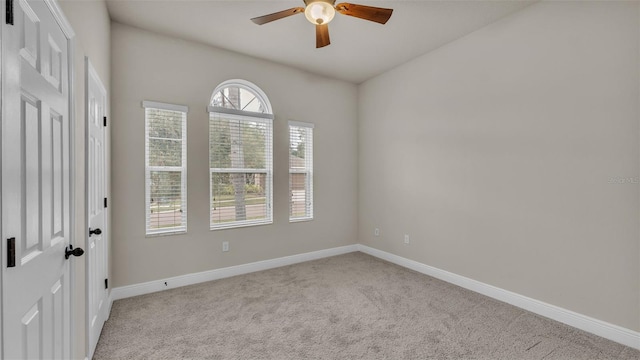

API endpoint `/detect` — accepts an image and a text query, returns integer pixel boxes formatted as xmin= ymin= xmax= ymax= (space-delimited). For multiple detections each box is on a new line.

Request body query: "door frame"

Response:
xmin=1 ymin=1 xmax=4 ymax=351
xmin=0 ymin=0 xmax=76 ymax=357
xmin=84 ymin=55 xmax=109 ymax=360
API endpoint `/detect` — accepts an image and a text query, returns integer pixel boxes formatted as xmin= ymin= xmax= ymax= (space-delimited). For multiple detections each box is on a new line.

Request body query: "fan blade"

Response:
xmin=251 ymin=7 xmax=305 ymax=25
xmin=316 ymin=24 xmax=330 ymax=48
xmin=335 ymin=3 xmax=393 ymax=24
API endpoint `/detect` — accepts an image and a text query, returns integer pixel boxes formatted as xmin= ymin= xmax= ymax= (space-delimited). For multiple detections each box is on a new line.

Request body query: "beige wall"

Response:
xmin=110 ymin=23 xmax=358 ymax=287
xmin=358 ymin=1 xmax=640 ymax=332
xmin=58 ymin=0 xmax=110 ymax=358
xmin=59 ymin=0 xmax=638 ymax=352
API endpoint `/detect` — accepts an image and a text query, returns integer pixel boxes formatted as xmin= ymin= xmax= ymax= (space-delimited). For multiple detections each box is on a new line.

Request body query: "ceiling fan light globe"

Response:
xmin=304 ymin=1 xmax=335 ymax=25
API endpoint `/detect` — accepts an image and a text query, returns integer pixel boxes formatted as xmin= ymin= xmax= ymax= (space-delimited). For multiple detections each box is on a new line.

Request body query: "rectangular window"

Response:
xmin=143 ymin=101 xmax=188 ymax=235
xmin=289 ymin=121 xmax=313 ymax=221
xmin=209 ymin=112 xmax=273 ymax=229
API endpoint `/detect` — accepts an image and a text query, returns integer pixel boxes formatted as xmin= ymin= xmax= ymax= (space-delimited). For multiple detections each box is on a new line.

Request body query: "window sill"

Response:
xmin=146 ymin=228 xmax=187 ymax=238
xmin=289 ymin=217 xmax=313 ymax=223
xmin=210 ymin=219 xmax=273 ymax=231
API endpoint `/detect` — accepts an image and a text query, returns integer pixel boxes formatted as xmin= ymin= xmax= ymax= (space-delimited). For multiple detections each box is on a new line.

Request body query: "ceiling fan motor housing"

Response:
xmin=303 ymin=0 xmax=337 ymax=6
xmin=304 ymin=0 xmax=337 ymax=25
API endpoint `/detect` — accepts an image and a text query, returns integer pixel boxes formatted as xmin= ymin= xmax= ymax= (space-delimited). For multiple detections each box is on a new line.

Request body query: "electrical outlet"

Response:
xmin=374 ymin=228 xmax=380 ymax=236
xmin=404 ymin=234 xmax=410 ymax=244
xmin=222 ymin=241 xmax=229 ymax=252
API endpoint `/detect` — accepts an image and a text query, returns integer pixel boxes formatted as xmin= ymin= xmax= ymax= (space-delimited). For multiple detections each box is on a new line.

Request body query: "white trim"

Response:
xmin=111 ymin=245 xmax=359 ymax=301
xmin=145 ymin=228 xmax=187 ymax=237
xmin=80 ymin=56 xmax=93 ymax=357
xmin=0 ymin=2 xmax=4 ymax=352
xmin=357 ymin=244 xmax=640 ymax=350
xmin=289 ymin=217 xmax=313 ymax=223
xmin=288 ymin=120 xmax=315 ymax=128
xmin=63 ymin=11 xmax=77 ymax=360
xmin=44 ymin=0 xmax=75 ymax=38
xmin=210 ymin=168 xmax=268 ymax=173
xmin=106 ymin=291 xmax=113 ymax=320
xmin=210 ymin=219 xmax=272 ymax=231
xmin=142 ymin=100 xmax=188 ymax=113
xmin=208 ymin=106 xmax=274 ymax=119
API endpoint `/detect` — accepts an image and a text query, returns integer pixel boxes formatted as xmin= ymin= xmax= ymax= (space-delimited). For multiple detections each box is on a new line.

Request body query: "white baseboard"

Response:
xmin=357 ymin=244 xmax=640 ymax=350
xmin=108 ymin=243 xmax=639 ymax=350
xmin=111 ymin=245 xmax=359 ymax=301
xmin=106 ymin=291 xmax=113 ymax=320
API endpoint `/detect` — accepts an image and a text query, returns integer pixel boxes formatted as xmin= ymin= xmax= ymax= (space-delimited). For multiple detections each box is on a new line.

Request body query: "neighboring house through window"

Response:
xmin=209 ymin=80 xmax=273 ymax=229
xmin=143 ymin=101 xmax=188 ymax=235
xmin=289 ymin=121 xmax=314 ymax=221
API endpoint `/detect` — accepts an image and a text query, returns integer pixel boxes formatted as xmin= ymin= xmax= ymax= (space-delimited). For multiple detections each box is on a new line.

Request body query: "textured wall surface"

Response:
xmin=358 ymin=1 xmax=639 ymax=331
xmin=110 ymin=23 xmax=358 ymax=287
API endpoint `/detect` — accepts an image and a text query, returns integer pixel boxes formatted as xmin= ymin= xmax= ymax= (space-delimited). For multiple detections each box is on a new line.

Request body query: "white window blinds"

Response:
xmin=209 ymin=112 xmax=273 ymax=229
xmin=143 ymin=101 xmax=188 ymax=235
xmin=289 ymin=121 xmax=313 ymax=221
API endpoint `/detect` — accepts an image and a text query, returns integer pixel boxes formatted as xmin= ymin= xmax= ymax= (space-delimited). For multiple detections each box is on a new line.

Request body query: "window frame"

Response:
xmin=208 ymin=80 xmax=274 ymax=230
xmin=143 ymin=100 xmax=188 ymax=236
xmin=288 ymin=121 xmax=314 ymax=222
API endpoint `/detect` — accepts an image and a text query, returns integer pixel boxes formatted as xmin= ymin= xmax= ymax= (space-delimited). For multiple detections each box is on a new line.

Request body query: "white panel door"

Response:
xmin=86 ymin=57 xmax=108 ymax=359
xmin=1 ymin=0 xmax=73 ymax=359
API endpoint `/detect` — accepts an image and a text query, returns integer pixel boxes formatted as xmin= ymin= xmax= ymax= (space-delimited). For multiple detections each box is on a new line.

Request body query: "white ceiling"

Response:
xmin=106 ymin=0 xmax=536 ymax=84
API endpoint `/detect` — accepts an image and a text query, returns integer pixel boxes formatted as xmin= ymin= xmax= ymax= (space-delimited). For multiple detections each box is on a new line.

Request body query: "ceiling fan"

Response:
xmin=251 ymin=0 xmax=393 ymax=48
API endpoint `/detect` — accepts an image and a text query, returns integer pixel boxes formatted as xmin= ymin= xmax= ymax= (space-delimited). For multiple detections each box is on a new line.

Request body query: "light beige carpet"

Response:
xmin=94 ymin=252 xmax=638 ymax=359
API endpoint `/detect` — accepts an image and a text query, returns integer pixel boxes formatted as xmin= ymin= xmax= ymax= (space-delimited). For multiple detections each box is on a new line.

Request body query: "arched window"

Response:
xmin=208 ymin=80 xmax=273 ymax=229
xmin=210 ymin=80 xmax=272 ymax=115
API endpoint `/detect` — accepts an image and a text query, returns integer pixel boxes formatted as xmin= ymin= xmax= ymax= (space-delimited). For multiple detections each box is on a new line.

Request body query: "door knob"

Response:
xmin=65 ymin=245 xmax=84 ymax=259
xmin=89 ymin=228 xmax=102 ymax=236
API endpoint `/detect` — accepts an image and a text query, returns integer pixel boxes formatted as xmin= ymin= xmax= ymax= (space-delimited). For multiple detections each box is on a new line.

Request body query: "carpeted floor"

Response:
xmin=94 ymin=252 xmax=639 ymax=359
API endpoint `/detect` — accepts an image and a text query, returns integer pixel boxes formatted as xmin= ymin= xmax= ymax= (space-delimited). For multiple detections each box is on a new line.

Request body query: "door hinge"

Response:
xmin=104 ymin=197 xmax=107 ymax=208
xmin=104 ymin=278 xmax=109 ymax=289
xmin=103 ymin=116 xmax=107 ymax=127
xmin=6 ymin=0 xmax=14 ymax=25
xmin=7 ymin=237 xmax=16 ymax=268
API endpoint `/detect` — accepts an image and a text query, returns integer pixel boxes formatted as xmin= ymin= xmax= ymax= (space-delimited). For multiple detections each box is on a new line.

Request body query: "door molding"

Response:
xmin=44 ymin=0 xmax=75 ymax=38
xmin=1 ymin=2 xmax=4 ymax=351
